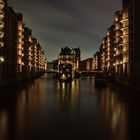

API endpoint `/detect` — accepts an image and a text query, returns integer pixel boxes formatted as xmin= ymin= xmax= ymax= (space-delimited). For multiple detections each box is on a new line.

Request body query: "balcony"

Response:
xmin=123 ymin=45 xmax=128 ymax=52
xmin=116 ymin=30 xmax=123 ymax=37
xmin=17 ymin=39 xmax=23 ymax=44
xmin=123 ymin=37 xmax=129 ymax=44
xmin=0 ymin=21 xmax=4 ymax=29
xmin=28 ymin=52 xmax=32 ymax=56
xmin=0 ymin=1 xmax=4 ymax=9
xmin=0 ymin=31 xmax=4 ymax=38
xmin=17 ymin=58 xmax=22 ymax=65
xmin=0 ymin=11 xmax=4 ymax=19
xmin=123 ymin=55 xmax=129 ymax=63
xmin=115 ymin=37 xmax=121 ymax=43
xmin=18 ymin=23 xmax=23 ymax=31
xmin=121 ymin=20 xmax=129 ymax=27
xmin=17 ymin=50 xmax=22 ymax=56
xmin=17 ymin=43 xmax=23 ymax=50
xmin=28 ymin=56 xmax=32 ymax=61
xmin=122 ymin=12 xmax=128 ymax=22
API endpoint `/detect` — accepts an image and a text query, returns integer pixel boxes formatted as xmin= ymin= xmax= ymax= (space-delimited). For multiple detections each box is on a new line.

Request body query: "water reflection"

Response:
xmin=0 ymin=75 xmax=139 ymax=140
xmin=55 ymin=79 xmax=80 ymax=111
xmin=0 ymin=111 xmax=8 ymax=140
xmin=99 ymin=87 xmax=128 ymax=140
xmin=0 ymin=76 xmax=48 ymax=140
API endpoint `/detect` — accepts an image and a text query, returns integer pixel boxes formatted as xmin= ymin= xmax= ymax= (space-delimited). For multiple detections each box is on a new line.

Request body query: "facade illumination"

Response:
xmin=0 ymin=56 xmax=4 ymax=62
xmin=0 ymin=0 xmax=5 ymax=66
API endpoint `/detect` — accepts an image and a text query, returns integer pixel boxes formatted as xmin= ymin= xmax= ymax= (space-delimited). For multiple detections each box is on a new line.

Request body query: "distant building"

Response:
xmin=52 ymin=59 xmax=58 ymax=71
xmin=36 ymin=43 xmax=45 ymax=72
xmin=58 ymin=47 xmax=80 ymax=72
xmin=57 ymin=47 xmax=81 ymax=80
xmin=93 ymin=52 xmax=101 ymax=71
xmin=47 ymin=62 xmax=53 ymax=71
xmin=79 ymin=60 xmax=87 ymax=71
xmin=80 ymin=58 xmax=93 ymax=71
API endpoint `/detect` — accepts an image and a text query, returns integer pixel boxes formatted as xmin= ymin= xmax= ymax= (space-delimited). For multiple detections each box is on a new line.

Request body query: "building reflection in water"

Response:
xmin=0 ymin=75 xmax=138 ymax=140
xmin=14 ymin=78 xmax=47 ymax=140
xmin=0 ymin=111 xmax=8 ymax=140
xmin=99 ymin=88 xmax=128 ymax=140
xmin=56 ymin=79 xmax=80 ymax=111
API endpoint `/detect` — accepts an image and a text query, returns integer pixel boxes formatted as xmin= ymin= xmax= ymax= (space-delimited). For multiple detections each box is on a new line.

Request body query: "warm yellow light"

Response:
xmin=0 ymin=11 xmax=4 ymax=18
xmin=0 ymin=56 xmax=4 ymax=62
xmin=0 ymin=42 xmax=3 ymax=47
xmin=0 ymin=21 xmax=4 ymax=29
xmin=17 ymin=50 xmax=22 ymax=56
xmin=115 ymin=17 xmax=118 ymax=22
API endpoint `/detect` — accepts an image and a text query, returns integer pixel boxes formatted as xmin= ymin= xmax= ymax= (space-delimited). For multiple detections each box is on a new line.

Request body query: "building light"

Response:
xmin=113 ymin=63 xmax=116 ymax=66
xmin=0 ymin=21 xmax=4 ymax=29
xmin=0 ymin=31 xmax=4 ymax=37
xmin=0 ymin=11 xmax=4 ymax=19
xmin=115 ymin=17 xmax=118 ymax=22
xmin=0 ymin=1 xmax=5 ymax=9
xmin=0 ymin=56 xmax=4 ymax=63
xmin=0 ymin=42 xmax=3 ymax=47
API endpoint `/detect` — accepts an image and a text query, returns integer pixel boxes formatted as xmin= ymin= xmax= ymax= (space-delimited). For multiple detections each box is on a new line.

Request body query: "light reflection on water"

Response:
xmin=99 ymin=88 xmax=128 ymax=140
xmin=0 ymin=74 xmax=140 ymax=140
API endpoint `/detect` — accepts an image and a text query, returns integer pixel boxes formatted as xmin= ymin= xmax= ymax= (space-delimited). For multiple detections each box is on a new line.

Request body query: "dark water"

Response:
xmin=0 ymin=74 xmax=140 ymax=140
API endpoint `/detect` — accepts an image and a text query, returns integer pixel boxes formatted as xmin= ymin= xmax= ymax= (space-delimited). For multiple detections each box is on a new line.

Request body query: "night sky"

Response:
xmin=8 ymin=0 xmax=122 ymax=61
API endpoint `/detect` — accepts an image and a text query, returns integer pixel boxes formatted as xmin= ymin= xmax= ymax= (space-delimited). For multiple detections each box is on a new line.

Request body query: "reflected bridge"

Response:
xmin=79 ymin=70 xmax=104 ymax=78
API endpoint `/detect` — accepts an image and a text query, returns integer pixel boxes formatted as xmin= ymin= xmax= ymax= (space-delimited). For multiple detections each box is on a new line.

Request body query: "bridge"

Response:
xmin=38 ymin=70 xmax=104 ymax=78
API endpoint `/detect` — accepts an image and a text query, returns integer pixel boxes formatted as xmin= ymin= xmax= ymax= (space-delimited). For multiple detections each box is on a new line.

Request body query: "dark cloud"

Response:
xmin=8 ymin=0 xmax=122 ymax=61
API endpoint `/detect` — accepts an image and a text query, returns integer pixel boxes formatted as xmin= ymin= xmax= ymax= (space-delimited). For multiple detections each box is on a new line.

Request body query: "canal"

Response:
xmin=0 ymin=74 xmax=140 ymax=140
